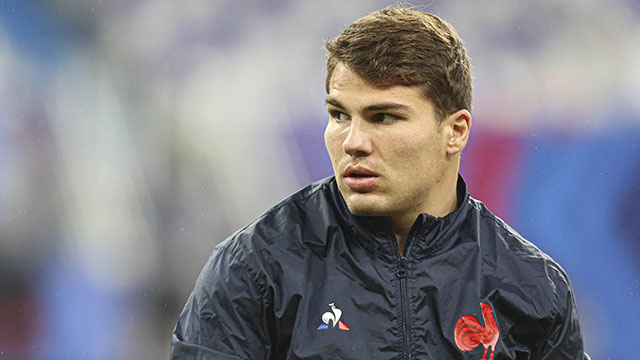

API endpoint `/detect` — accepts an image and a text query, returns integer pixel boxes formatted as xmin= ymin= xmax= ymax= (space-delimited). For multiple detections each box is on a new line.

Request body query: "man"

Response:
xmin=172 ymin=6 xmax=589 ymax=359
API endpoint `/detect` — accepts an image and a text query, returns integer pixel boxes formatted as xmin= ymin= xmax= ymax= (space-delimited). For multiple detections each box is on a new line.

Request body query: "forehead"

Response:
xmin=328 ymin=62 xmax=434 ymax=111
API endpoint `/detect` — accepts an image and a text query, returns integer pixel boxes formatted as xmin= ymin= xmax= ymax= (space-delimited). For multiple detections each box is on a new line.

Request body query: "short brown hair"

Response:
xmin=325 ymin=6 xmax=472 ymax=121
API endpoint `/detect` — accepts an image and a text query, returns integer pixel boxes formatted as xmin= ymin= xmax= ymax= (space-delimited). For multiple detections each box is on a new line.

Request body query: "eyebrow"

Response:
xmin=325 ymin=97 xmax=412 ymax=113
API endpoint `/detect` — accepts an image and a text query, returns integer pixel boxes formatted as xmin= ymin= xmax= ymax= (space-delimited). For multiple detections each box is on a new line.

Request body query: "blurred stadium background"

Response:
xmin=1 ymin=0 xmax=639 ymax=358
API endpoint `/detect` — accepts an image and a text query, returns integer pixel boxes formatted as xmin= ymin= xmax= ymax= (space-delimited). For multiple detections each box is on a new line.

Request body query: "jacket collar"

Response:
xmin=331 ymin=175 xmax=472 ymax=260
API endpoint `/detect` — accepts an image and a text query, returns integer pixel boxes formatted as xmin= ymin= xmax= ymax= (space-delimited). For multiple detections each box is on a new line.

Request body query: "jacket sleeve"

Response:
xmin=539 ymin=270 xmax=589 ymax=360
xmin=171 ymin=242 xmax=272 ymax=359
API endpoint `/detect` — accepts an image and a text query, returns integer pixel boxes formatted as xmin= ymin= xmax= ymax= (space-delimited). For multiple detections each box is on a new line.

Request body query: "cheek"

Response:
xmin=324 ymin=126 xmax=341 ymax=163
xmin=387 ymin=135 xmax=426 ymax=160
xmin=390 ymin=137 xmax=438 ymax=173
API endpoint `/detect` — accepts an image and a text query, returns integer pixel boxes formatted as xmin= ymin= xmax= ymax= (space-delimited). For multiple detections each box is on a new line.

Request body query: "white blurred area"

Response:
xmin=0 ymin=0 xmax=638 ymax=358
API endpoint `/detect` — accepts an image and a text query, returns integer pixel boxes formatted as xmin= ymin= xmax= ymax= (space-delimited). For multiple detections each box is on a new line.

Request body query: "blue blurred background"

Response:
xmin=0 ymin=0 xmax=638 ymax=358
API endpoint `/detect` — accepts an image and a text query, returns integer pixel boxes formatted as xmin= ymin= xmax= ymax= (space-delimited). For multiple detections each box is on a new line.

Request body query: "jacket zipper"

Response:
xmin=397 ymin=256 xmax=411 ymax=360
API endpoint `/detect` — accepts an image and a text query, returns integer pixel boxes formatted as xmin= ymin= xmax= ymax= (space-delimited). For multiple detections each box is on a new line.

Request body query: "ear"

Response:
xmin=444 ymin=109 xmax=471 ymax=156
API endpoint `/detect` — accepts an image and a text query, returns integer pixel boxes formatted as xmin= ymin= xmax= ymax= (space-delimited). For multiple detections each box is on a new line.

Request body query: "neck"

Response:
xmin=391 ymin=173 xmax=459 ymax=256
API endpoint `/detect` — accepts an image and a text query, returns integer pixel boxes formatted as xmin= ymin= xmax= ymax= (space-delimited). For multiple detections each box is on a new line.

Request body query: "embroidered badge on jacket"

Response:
xmin=454 ymin=302 xmax=499 ymax=360
xmin=317 ymin=303 xmax=350 ymax=331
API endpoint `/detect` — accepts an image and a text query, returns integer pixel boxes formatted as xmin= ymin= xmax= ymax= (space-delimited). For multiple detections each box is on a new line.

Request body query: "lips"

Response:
xmin=343 ymin=165 xmax=379 ymax=192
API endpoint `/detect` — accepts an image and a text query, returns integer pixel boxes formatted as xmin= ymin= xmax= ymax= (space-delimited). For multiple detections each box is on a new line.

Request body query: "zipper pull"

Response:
xmin=397 ymin=256 xmax=408 ymax=278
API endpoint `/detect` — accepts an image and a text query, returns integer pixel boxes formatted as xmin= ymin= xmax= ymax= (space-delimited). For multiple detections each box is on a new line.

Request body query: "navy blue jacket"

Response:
xmin=172 ymin=176 xmax=588 ymax=359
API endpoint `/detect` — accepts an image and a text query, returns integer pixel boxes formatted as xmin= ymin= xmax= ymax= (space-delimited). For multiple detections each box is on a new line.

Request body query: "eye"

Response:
xmin=329 ymin=110 xmax=349 ymax=123
xmin=371 ymin=113 xmax=399 ymax=124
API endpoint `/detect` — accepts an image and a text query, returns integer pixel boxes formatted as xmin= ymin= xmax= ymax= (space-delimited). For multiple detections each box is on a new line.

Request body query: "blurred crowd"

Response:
xmin=1 ymin=0 xmax=639 ymax=358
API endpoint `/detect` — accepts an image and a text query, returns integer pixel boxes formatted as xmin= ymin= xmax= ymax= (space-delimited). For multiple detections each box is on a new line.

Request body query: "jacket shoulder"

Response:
xmin=467 ymin=197 xmax=585 ymax=357
xmin=468 ymin=197 xmax=573 ymax=304
xmin=216 ymin=176 xmax=339 ymax=267
xmin=469 ymin=197 xmax=557 ymax=259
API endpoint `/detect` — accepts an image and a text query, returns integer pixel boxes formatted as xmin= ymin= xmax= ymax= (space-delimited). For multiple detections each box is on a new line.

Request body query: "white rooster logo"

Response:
xmin=317 ymin=303 xmax=350 ymax=331
xmin=322 ymin=303 xmax=342 ymax=327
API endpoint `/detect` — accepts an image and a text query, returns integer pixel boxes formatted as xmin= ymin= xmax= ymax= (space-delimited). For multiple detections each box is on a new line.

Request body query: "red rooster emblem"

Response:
xmin=454 ymin=302 xmax=499 ymax=360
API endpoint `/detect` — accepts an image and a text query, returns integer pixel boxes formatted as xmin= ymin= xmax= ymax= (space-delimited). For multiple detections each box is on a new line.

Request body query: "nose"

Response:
xmin=343 ymin=118 xmax=372 ymax=157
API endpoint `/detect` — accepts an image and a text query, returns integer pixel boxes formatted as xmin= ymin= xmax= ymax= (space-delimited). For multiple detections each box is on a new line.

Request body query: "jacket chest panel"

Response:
xmin=282 ymin=250 xmax=402 ymax=359
xmin=278 ymin=234 xmax=509 ymax=359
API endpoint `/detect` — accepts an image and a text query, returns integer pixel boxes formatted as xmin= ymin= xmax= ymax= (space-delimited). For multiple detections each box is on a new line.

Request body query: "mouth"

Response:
xmin=347 ymin=173 xmax=376 ymax=178
xmin=344 ymin=165 xmax=378 ymax=178
xmin=343 ymin=166 xmax=379 ymax=191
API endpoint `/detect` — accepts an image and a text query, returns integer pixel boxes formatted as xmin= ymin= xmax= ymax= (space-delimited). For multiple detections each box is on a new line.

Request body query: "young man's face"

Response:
xmin=324 ymin=62 xmax=454 ymax=219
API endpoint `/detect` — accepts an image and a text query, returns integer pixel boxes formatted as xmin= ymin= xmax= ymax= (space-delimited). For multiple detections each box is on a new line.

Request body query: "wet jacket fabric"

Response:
xmin=171 ymin=176 xmax=588 ymax=359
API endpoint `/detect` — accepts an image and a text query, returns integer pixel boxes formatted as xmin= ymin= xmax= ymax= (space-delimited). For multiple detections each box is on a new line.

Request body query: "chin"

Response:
xmin=344 ymin=196 xmax=389 ymax=217
xmin=347 ymin=206 xmax=381 ymax=217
